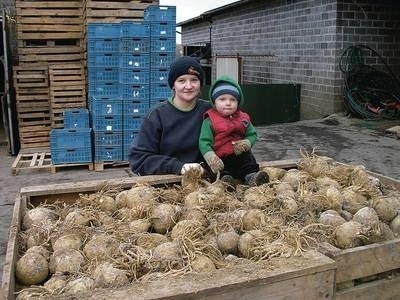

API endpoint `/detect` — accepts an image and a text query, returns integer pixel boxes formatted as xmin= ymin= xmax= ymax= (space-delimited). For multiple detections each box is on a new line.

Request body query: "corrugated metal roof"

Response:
xmin=177 ymin=0 xmax=257 ymax=26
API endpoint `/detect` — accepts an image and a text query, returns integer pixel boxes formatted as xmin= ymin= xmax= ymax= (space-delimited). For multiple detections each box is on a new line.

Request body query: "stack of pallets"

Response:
xmin=14 ymin=0 xmax=86 ymax=148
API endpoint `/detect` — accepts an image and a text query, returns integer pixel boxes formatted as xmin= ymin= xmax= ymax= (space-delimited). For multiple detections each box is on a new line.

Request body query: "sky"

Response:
xmin=159 ymin=0 xmax=239 ymax=43
xmin=159 ymin=0 xmax=239 ymax=23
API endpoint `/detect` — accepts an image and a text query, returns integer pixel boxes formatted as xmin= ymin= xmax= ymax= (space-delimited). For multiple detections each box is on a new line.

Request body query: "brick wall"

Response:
xmin=181 ymin=0 xmax=400 ymax=120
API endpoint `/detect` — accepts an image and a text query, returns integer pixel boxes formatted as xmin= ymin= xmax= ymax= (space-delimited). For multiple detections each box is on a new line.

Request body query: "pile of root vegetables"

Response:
xmin=15 ymin=153 xmax=400 ymax=299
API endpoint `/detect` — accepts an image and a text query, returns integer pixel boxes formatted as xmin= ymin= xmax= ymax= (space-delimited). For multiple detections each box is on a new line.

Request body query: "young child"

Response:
xmin=199 ymin=75 xmax=269 ymax=186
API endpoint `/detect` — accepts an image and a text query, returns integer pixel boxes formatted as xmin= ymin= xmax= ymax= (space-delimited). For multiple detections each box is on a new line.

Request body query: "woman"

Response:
xmin=128 ymin=56 xmax=212 ymax=175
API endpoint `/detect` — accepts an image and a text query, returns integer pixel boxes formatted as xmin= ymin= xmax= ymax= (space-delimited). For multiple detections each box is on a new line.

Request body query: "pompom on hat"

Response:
xmin=168 ymin=56 xmax=205 ymax=88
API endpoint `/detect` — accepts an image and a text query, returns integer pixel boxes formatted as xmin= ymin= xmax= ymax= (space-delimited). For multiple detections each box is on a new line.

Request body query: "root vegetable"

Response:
xmin=279 ymin=197 xmax=298 ymax=215
xmin=83 ymin=234 xmax=118 ymax=261
xmin=368 ymin=222 xmax=395 ymax=244
xmin=65 ymin=277 xmax=94 ymax=295
xmin=98 ymin=195 xmax=116 ymax=213
xmin=217 ymin=231 xmax=239 ymax=254
xmin=126 ymin=185 xmax=157 ymax=208
xmin=244 ymin=186 xmax=274 ymax=209
xmin=353 ymin=207 xmax=380 ymax=227
xmin=242 ymin=209 xmax=266 ymax=231
xmin=372 ymin=196 xmax=400 ymax=222
xmin=334 ymin=221 xmax=365 ymax=249
xmin=26 ymin=245 xmax=50 ymax=260
xmin=129 ymin=219 xmax=151 ymax=233
xmin=390 ymin=214 xmax=400 ymax=235
xmin=49 ymin=249 xmax=85 ymax=274
xmin=53 ymin=233 xmax=82 ymax=251
xmin=16 ymin=251 xmax=49 ymax=285
xmin=44 ymin=274 xmax=67 ymax=294
xmin=64 ymin=210 xmax=92 ymax=226
xmin=261 ymin=167 xmax=286 ymax=181
xmin=315 ymin=177 xmax=341 ymax=191
xmin=151 ymin=203 xmax=181 ymax=234
xmin=238 ymin=230 xmax=264 ymax=258
xmin=171 ymin=220 xmax=204 ymax=240
xmin=182 ymin=209 xmax=209 ymax=228
xmin=93 ymin=262 xmax=129 ymax=288
xmin=115 ymin=190 xmax=128 ymax=208
xmin=191 ymin=255 xmax=216 ymax=272
xmin=274 ymin=182 xmax=295 ymax=193
xmin=151 ymin=242 xmax=183 ymax=270
xmin=136 ymin=233 xmax=169 ymax=250
xmin=22 ymin=207 xmax=58 ymax=230
xmin=318 ymin=210 xmax=346 ymax=227
xmin=342 ymin=188 xmax=368 ymax=214
xmin=324 ymin=186 xmax=344 ymax=211
xmin=281 ymin=169 xmax=309 ymax=191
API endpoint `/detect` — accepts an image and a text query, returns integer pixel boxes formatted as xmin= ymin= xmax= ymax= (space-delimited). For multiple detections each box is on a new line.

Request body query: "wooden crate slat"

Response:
xmin=16 ymin=1 xmax=82 ymax=8
xmin=18 ymin=46 xmax=83 ymax=55
xmin=18 ymin=32 xmax=83 ymax=40
xmin=16 ymin=8 xmax=81 ymax=16
xmin=19 ymin=53 xmax=83 ymax=63
xmin=18 ymin=24 xmax=83 ymax=32
xmin=85 ymin=9 xmax=143 ymax=17
xmin=18 ymin=16 xmax=83 ymax=24
xmin=85 ymin=1 xmax=155 ymax=9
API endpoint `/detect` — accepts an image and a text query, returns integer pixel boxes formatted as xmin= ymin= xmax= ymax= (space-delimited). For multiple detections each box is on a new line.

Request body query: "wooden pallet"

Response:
xmin=94 ymin=160 xmax=129 ymax=171
xmin=11 ymin=151 xmax=94 ymax=175
xmin=11 ymin=151 xmax=52 ymax=175
xmin=13 ymin=64 xmax=48 ymax=88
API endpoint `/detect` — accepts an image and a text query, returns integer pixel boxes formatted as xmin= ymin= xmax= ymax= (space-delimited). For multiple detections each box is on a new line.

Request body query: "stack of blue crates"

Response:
xmin=50 ymin=109 xmax=92 ymax=165
xmin=86 ymin=5 xmax=176 ymax=163
xmin=144 ymin=6 xmax=176 ymax=108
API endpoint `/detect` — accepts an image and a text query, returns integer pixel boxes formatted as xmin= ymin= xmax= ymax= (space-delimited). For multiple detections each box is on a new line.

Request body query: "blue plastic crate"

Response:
xmin=123 ymin=130 xmax=139 ymax=148
xmin=123 ymin=116 xmax=143 ymax=131
xmin=119 ymin=54 xmax=150 ymax=69
xmin=87 ymin=23 xmax=121 ymax=38
xmin=150 ymin=22 xmax=176 ymax=39
xmin=91 ymin=114 xmax=123 ymax=131
xmin=151 ymin=38 xmax=175 ymax=53
xmin=90 ymin=97 xmax=122 ymax=115
xmin=119 ymin=84 xmax=149 ymax=101
xmin=120 ymin=38 xmax=150 ymax=54
xmin=88 ymin=67 xmax=119 ymax=83
xmin=150 ymin=53 xmax=175 ymax=68
xmin=150 ymin=83 xmax=171 ymax=98
xmin=50 ymin=128 xmax=92 ymax=148
xmin=63 ymin=109 xmax=90 ymax=129
xmin=144 ymin=5 xmax=176 ymax=22
xmin=122 ymin=101 xmax=149 ymax=117
xmin=120 ymin=22 xmax=150 ymax=38
xmin=122 ymin=147 xmax=130 ymax=161
xmin=88 ymin=38 xmax=120 ymax=53
xmin=88 ymin=82 xmax=119 ymax=98
xmin=150 ymin=69 xmax=168 ymax=84
xmin=94 ymin=130 xmax=123 ymax=147
xmin=95 ymin=146 xmax=123 ymax=162
xmin=51 ymin=148 xmax=93 ymax=165
xmin=88 ymin=53 xmax=120 ymax=68
xmin=119 ymin=69 xmax=149 ymax=84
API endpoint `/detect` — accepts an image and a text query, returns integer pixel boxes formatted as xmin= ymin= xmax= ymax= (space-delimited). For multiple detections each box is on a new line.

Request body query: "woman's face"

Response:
xmin=173 ymin=74 xmax=201 ymax=104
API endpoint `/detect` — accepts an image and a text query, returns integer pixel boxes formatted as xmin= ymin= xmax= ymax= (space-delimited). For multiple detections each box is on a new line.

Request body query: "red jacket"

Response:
xmin=205 ymin=109 xmax=250 ymax=157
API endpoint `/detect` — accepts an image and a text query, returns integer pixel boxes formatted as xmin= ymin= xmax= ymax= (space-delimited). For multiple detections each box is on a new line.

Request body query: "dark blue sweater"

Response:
xmin=128 ymin=99 xmax=212 ymax=175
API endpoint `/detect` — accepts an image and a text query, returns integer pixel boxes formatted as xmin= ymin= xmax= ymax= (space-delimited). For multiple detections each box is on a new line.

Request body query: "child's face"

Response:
xmin=214 ymin=94 xmax=239 ymax=116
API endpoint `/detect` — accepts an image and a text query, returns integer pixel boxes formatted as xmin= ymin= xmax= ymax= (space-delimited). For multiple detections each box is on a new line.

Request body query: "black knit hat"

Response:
xmin=167 ymin=56 xmax=205 ymax=88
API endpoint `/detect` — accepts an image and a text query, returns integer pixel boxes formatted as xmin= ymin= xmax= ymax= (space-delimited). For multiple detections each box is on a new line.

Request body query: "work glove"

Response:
xmin=204 ymin=151 xmax=224 ymax=174
xmin=181 ymin=163 xmax=204 ymax=175
xmin=232 ymin=139 xmax=251 ymax=155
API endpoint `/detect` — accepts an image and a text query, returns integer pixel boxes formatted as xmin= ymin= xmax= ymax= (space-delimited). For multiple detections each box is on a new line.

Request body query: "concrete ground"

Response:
xmin=0 ymin=112 xmax=399 ymax=284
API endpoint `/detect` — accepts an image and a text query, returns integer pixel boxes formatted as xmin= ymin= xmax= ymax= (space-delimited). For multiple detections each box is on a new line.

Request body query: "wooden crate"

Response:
xmin=16 ymin=0 xmax=83 ymax=41
xmin=13 ymin=64 xmax=48 ymax=89
xmin=84 ymin=0 xmax=158 ymax=23
xmin=49 ymin=63 xmax=87 ymax=128
xmin=1 ymin=170 xmax=335 ymax=300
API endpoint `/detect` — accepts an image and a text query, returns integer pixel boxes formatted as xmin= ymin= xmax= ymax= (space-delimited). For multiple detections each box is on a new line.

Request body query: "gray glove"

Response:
xmin=232 ymin=139 xmax=251 ymax=155
xmin=204 ymin=151 xmax=224 ymax=173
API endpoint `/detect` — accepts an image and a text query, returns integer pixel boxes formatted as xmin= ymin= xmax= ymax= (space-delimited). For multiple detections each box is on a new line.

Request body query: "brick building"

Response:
xmin=178 ymin=0 xmax=400 ymax=120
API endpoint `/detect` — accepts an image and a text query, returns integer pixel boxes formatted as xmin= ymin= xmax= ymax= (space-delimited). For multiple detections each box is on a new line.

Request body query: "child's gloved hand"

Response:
xmin=232 ymin=139 xmax=251 ymax=155
xmin=204 ymin=151 xmax=224 ymax=173
xmin=181 ymin=163 xmax=204 ymax=175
